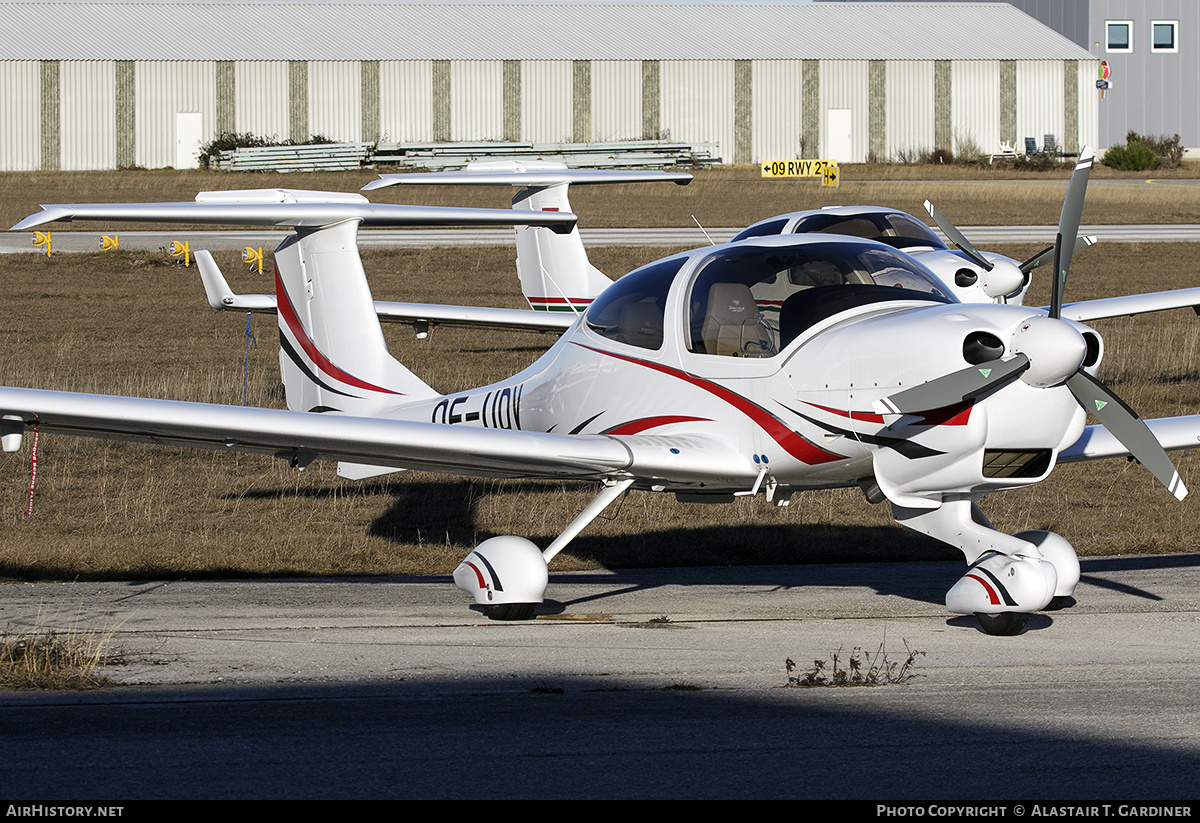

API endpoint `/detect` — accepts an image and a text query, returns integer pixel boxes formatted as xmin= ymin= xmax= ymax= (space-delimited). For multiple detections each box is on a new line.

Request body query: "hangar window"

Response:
xmin=1106 ymin=21 xmax=1133 ymax=53
xmin=1152 ymin=21 xmax=1178 ymax=53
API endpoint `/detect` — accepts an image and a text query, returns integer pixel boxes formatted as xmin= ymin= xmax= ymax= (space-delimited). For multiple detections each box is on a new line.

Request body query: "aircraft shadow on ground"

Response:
xmin=4 ymin=677 xmax=1199 ymax=800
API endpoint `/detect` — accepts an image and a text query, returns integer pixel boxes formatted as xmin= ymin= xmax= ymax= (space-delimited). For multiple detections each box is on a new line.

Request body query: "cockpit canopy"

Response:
xmin=733 ymin=208 xmax=948 ymax=252
xmin=585 ymin=236 xmax=954 ymax=357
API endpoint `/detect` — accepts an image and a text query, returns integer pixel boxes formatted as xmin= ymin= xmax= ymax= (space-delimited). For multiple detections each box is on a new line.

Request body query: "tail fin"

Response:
xmin=510 ymin=179 xmax=613 ymax=314
xmin=274 ymin=220 xmax=437 ymax=415
xmin=365 ymin=161 xmax=691 ymax=313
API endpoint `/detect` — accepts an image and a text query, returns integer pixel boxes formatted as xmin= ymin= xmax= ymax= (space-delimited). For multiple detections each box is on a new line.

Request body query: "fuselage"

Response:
xmin=387 ymin=235 xmax=1090 ymax=501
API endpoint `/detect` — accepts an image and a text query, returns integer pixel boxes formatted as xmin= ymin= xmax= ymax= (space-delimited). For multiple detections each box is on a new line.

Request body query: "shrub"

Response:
xmin=197 ymin=132 xmax=338 ymax=169
xmin=929 ymin=147 xmax=954 ymax=165
xmin=197 ymin=132 xmax=271 ymax=169
xmin=1126 ymin=130 xmax=1183 ymax=168
xmin=1012 ymin=151 xmax=1062 ymax=172
xmin=1102 ymin=140 xmax=1161 ymax=172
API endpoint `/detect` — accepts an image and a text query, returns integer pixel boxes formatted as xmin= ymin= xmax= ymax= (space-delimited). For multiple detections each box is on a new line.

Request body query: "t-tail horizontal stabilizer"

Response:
xmin=365 ymin=162 xmax=692 ymax=314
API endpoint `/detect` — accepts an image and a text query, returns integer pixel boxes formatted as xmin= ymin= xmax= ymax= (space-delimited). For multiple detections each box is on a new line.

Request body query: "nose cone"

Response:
xmin=979 ymin=257 xmax=1026 ymax=299
xmin=1011 ymin=316 xmax=1088 ymax=387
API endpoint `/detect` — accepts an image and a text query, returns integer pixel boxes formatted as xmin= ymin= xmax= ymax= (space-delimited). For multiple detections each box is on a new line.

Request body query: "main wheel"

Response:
xmin=485 ymin=603 xmax=538 ymax=621
xmin=975 ymin=611 xmax=1029 ymax=636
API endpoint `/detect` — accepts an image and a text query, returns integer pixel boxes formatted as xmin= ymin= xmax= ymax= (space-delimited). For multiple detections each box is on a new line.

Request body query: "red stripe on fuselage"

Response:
xmin=575 ymin=344 xmax=843 ymax=465
xmin=275 ymin=270 xmax=402 ymax=396
xmin=965 ymin=573 xmax=1002 ymax=606
xmin=604 ymin=415 xmax=711 ymax=435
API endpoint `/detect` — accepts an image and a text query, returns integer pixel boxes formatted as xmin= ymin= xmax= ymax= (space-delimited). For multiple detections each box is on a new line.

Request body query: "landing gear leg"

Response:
xmin=454 ymin=477 xmax=635 ymax=620
xmin=893 ymin=498 xmax=1059 ymax=626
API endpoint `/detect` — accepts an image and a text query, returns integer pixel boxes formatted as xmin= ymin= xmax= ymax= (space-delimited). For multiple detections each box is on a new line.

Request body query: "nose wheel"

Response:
xmin=974 ymin=611 xmax=1029 ymax=636
xmin=485 ymin=603 xmax=538 ymax=621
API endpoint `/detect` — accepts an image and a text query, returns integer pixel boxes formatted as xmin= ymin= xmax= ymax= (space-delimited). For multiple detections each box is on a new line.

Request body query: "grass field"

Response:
xmin=5 ymin=161 xmax=1200 ymax=232
xmin=0 ymin=168 xmax=1198 ymax=582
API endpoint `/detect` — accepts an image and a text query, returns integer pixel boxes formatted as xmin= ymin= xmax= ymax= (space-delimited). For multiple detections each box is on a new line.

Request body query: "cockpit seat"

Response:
xmin=700 ymin=282 xmax=776 ymax=357
xmin=615 ymin=300 xmax=664 ymax=349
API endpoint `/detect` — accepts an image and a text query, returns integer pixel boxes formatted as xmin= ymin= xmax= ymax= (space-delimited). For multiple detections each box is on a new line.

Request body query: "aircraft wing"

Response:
xmin=11 ymin=197 xmax=578 ymax=234
xmin=0 ymin=387 xmax=750 ymax=485
xmin=1059 ymin=416 xmax=1200 ymax=463
xmin=364 ymin=168 xmax=693 ymax=190
xmin=1050 ymin=288 xmax=1200 ymax=322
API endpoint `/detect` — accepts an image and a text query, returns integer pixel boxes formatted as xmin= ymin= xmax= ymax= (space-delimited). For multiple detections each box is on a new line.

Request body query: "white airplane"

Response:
xmin=361 ymin=159 xmax=1200 ymax=325
xmin=5 ymin=150 xmax=1200 ymax=635
xmin=731 ymin=203 xmax=1097 ymax=305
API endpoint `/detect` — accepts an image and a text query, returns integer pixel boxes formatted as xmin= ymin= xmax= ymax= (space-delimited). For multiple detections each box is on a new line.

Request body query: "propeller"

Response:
xmin=874 ymin=354 xmax=1029 ymax=415
xmin=881 ymin=148 xmax=1187 ymax=501
xmin=1019 ymin=235 xmax=1097 ymax=276
xmin=924 ymin=200 xmax=993 ymax=272
xmin=1049 ymin=149 xmax=1094 ymax=318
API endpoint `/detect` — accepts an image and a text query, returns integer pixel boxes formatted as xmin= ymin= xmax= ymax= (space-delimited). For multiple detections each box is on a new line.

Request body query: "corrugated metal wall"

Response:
xmin=135 ymin=61 xmax=215 ymax=168
xmin=1075 ymin=60 xmax=1099 ymax=150
xmin=1 ymin=56 xmax=1100 ymax=170
xmin=521 ymin=61 xmax=572 ymax=144
xmin=591 ymin=60 xmax=641 ymax=142
xmin=379 ymin=61 xmax=432 ymax=143
xmin=61 ymin=61 xmax=114 ymax=169
xmin=450 ymin=60 xmax=503 ymax=141
xmin=819 ymin=60 xmax=870 ymax=162
xmin=750 ymin=60 xmax=803 ymax=161
xmin=0 ymin=61 xmax=39 ymax=170
xmin=886 ymin=61 xmax=935 ymax=160
xmin=1016 ymin=60 xmax=1065 ymax=150
xmin=952 ymin=61 xmax=1002 ymax=156
xmin=235 ymin=61 xmax=289 ymax=142
xmin=660 ymin=60 xmax=734 ymax=161
xmin=309 ymin=61 xmax=361 ymax=142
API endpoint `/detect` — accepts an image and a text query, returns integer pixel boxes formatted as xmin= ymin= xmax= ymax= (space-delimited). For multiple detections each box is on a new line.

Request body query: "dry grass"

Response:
xmin=0 ymin=616 xmax=119 ymax=689
xmin=0 ymin=173 xmax=1198 ymax=581
xmin=6 ymin=164 xmax=1200 ymax=233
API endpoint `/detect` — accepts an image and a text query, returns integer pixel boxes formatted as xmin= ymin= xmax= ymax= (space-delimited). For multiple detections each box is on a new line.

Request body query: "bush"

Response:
xmin=197 ymin=132 xmax=338 ymax=169
xmin=929 ymin=147 xmax=954 ymax=165
xmin=1012 ymin=151 xmax=1062 ymax=172
xmin=1126 ymin=130 xmax=1183 ymax=168
xmin=1102 ymin=140 xmax=1162 ymax=172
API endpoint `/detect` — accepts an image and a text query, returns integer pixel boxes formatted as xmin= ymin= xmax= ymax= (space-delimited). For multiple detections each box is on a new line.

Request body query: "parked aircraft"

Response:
xmin=731 ymin=203 xmax=1094 ymax=305
xmin=4 ymin=150 xmax=1198 ymax=635
xmin=365 ymin=160 xmax=1199 ymax=324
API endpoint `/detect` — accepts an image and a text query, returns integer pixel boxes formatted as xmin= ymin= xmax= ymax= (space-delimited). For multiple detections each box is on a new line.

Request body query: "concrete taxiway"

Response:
xmin=2 ymin=561 xmax=1200 ymax=801
xmin=4 ymin=557 xmax=1200 ymax=689
xmin=2 ymin=557 xmax=1200 ymax=799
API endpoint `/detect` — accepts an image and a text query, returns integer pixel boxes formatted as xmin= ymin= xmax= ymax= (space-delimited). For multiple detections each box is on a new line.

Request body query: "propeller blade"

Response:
xmin=1065 ymin=370 xmax=1187 ymax=500
xmin=1049 ymin=148 xmax=1095 ymax=318
xmin=924 ymin=200 xmax=993 ymax=271
xmin=874 ymin=354 xmax=1030 ymax=415
xmin=1020 ymin=235 xmax=1097 ymax=276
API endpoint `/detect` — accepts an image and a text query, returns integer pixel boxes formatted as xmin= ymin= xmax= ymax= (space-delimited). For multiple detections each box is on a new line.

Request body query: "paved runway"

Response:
xmin=4 ymin=224 xmax=1200 ymax=253
xmin=2 ymin=557 xmax=1199 ymax=799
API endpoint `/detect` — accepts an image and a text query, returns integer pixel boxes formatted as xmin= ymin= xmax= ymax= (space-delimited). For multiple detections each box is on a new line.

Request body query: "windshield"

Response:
xmin=687 ymin=239 xmax=952 ymax=357
xmin=584 ymin=255 xmax=687 ymax=350
xmin=786 ymin=211 xmax=946 ymax=250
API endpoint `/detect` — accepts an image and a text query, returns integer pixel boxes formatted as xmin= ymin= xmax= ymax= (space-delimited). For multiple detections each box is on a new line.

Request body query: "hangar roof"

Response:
xmin=0 ymin=2 xmax=1096 ymax=62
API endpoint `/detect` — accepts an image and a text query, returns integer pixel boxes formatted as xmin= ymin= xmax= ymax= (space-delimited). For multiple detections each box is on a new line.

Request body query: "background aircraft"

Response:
xmin=366 ymin=160 xmax=1200 ymax=324
xmin=4 ymin=150 xmax=1199 ymax=635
